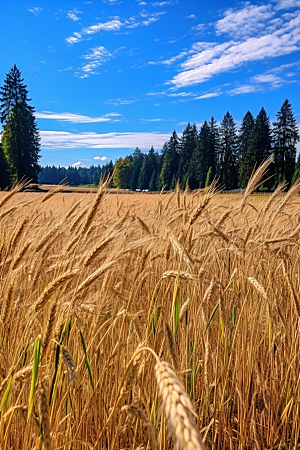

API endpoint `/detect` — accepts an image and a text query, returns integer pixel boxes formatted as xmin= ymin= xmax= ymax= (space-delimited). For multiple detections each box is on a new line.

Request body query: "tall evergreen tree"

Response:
xmin=178 ymin=122 xmax=198 ymax=188
xmin=273 ymin=99 xmax=299 ymax=185
xmin=191 ymin=121 xmax=210 ymax=189
xmin=160 ymin=131 xmax=180 ymax=190
xmin=129 ymin=147 xmax=144 ymax=190
xmin=208 ymin=116 xmax=220 ymax=180
xmin=137 ymin=146 xmax=158 ymax=190
xmin=238 ymin=110 xmax=255 ymax=188
xmin=219 ymin=112 xmax=239 ymax=189
xmin=0 ymin=64 xmax=41 ymax=183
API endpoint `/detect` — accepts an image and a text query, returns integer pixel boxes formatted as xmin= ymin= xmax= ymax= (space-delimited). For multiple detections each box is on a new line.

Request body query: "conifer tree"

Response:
xmin=129 ymin=147 xmax=144 ymax=190
xmin=178 ymin=122 xmax=198 ymax=188
xmin=238 ymin=110 xmax=255 ymax=188
xmin=160 ymin=131 xmax=180 ymax=190
xmin=208 ymin=116 xmax=220 ymax=180
xmin=273 ymin=99 xmax=299 ymax=185
xmin=191 ymin=121 xmax=210 ymax=189
xmin=0 ymin=64 xmax=41 ymax=183
xmin=219 ymin=112 xmax=239 ymax=189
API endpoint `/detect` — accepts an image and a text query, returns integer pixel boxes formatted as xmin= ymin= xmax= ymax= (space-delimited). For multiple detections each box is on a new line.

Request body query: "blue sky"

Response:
xmin=0 ymin=0 xmax=299 ymax=167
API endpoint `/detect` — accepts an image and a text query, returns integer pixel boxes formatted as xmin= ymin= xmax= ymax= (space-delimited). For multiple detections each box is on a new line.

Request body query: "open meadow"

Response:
xmin=1 ymin=169 xmax=300 ymax=449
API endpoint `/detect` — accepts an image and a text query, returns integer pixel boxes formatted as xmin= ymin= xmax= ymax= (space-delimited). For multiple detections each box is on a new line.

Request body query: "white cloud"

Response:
xmin=228 ymin=85 xmax=259 ymax=96
xmin=66 ymin=11 xmax=165 ymax=44
xmin=141 ymin=118 xmax=162 ymax=121
xmin=195 ymin=92 xmax=220 ymax=99
xmin=67 ymin=12 xmax=82 ymax=22
xmin=275 ymin=0 xmax=300 ymax=10
xmin=94 ymin=156 xmax=109 ymax=161
xmin=186 ymin=14 xmax=197 ymax=19
xmin=152 ymin=1 xmax=175 ymax=6
xmin=215 ymin=4 xmax=274 ymax=37
xmin=40 ymin=130 xmax=171 ymax=150
xmin=72 ymin=161 xmax=87 ymax=167
xmin=28 ymin=6 xmax=42 ymax=15
xmin=35 ymin=111 xmax=113 ymax=123
xmin=251 ymin=73 xmax=282 ymax=84
xmin=105 ymin=99 xmax=137 ymax=105
xmin=149 ymin=50 xmax=187 ymax=65
xmin=66 ymin=19 xmax=122 ymax=44
xmin=170 ymin=12 xmax=300 ymax=87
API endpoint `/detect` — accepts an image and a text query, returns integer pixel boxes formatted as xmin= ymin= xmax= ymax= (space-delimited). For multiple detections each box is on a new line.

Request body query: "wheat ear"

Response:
xmin=155 ymin=361 xmax=207 ymax=450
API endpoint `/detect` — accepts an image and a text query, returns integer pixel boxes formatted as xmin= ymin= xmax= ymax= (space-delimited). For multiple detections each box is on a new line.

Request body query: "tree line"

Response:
xmin=1 ymin=65 xmax=299 ymax=191
xmin=38 ymin=162 xmax=114 ymax=186
xmin=112 ymin=101 xmax=299 ymax=191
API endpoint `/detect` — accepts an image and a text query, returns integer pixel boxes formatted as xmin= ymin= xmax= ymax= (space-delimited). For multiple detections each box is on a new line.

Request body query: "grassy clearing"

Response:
xmin=0 ymin=170 xmax=300 ymax=449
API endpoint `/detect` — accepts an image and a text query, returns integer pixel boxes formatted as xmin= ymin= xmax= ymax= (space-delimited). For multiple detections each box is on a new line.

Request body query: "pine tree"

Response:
xmin=208 ymin=116 xmax=220 ymax=180
xmin=273 ymin=99 xmax=299 ymax=185
xmin=137 ymin=147 xmax=158 ymax=190
xmin=0 ymin=64 xmax=41 ymax=183
xmin=160 ymin=131 xmax=180 ymax=190
xmin=178 ymin=122 xmax=198 ymax=188
xmin=190 ymin=121 xmax=210 ymax=189
xmin=219 ymin=112 xmax=239 ymax=189
xmin=238 ymin=110 xmax=255 ymax=189
xmin=129 ymin=147 xmax=144 ymax=190
xmin=0 ymin=142 xmax=9 ymax=189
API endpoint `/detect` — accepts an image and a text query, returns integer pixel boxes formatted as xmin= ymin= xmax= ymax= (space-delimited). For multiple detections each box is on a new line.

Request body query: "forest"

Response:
xmin=38 ymin=100 xmax=300 ymax=191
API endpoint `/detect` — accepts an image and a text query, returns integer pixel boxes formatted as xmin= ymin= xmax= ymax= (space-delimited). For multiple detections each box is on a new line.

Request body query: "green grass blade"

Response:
xmin=0 ymin=376 xmax=14 ymax=413
xmin=80 ymin=330 xmax=94 ymax=391
xmin=205 ymin=301 xmax=220 ymax=331
xmin=27 ymin=335 xmax=41 ymax=421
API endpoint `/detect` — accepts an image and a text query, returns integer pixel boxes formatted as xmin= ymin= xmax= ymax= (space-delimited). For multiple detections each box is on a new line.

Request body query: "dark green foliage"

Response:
xmin=160 ymin=131 xmax=180 ymax=190
xmin=218 ymin=112 xmax=239 ymax=189
xmin=178 ymin=123 xmax=198 ymax=188
xmin=0 ymin=65 xmax=41 ymax=183
xmin=238 ymin=111 xmax=255 ymax=189
xmin=38 ymin=162 xmax=113 ymax=186
xmin=190 ymin=120 xmax=210 ymax=189
xmin=128 ymin=147 xmax=144 ymax=190
xmin=137 ymin=146 xmax=158 ymax=190
xmin=273 ymin=99 xmax=299 ymax=185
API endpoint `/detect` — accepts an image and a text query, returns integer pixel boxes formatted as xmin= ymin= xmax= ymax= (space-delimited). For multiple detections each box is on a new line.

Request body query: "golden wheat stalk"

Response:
xmin=155 ymin=361 xmax=207 ymax=450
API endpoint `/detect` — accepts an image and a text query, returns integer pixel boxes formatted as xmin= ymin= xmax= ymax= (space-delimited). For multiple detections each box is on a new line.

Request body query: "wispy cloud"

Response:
xmin=170 ymin=10 xmax=300 ymax=87
xmin=66 ymin=11 xmax=166 ymax=44
xmin=149 ymin=50 xmax=187 ymax=65
xmin=72 ymin=161 xmax=87 ymax=167
xmin=66 ymin=19 xmax=122 ymax=44
xmin=140 ymin=118 xmax=162 ymax=121
xmin=195 ymin=92 xmax=220 ymax=99
xmin=152 ymin=1 xmax=175 ymax=6
xmin=164 ymin=2 xmax=300 ymax=88
xmin=35 ymin=111 xmax=120 ymax=123
xmin=215 ymin=4 xmax=274 ymax=38
xmin=186 ymin=14 xmax=197 ymax=19
xmin=105 ymin=98 xmax=137 ymax=105
xmin=28 ymin=6 xmax=42 ymax=15
xmin=66 ymin=8 xmax=83 ymax=22
xmin=40 ymin=130 xmax=171 ymax=150
xmin=275 ymin=0 xmax=300 ymax=10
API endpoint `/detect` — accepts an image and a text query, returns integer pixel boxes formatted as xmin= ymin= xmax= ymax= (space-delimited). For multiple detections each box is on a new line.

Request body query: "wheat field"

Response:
xmin=1 ymin=164 xmax=300 ymax=449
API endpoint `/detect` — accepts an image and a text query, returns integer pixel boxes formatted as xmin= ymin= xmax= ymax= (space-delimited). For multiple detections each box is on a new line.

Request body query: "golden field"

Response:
xmin=1 ymin=168 xmax=300 ymax=449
